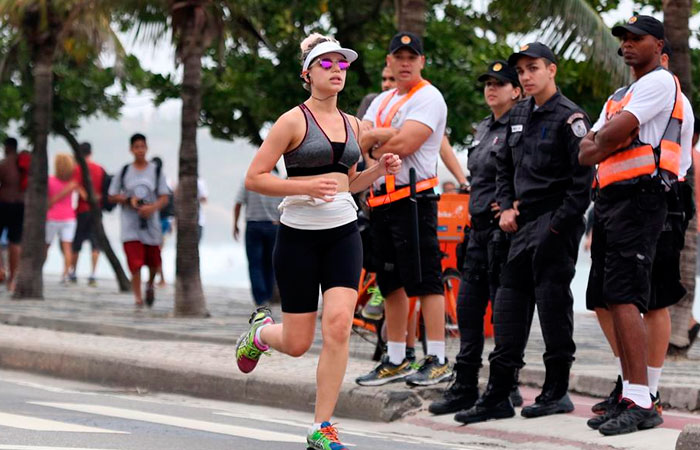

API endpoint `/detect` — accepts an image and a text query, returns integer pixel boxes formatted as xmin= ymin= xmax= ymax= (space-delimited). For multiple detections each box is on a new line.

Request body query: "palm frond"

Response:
xmin=490 ymin=0 xmax=630 ymax=84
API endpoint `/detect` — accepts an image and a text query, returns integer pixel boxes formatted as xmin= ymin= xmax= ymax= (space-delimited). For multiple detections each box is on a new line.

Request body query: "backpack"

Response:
xmin=119 ymin=162 xmax=174 ymax=218
xmin=16 ymin=151 xmax=31 ymax=192
xmin=101 ymin=170 xmax=117 ymax=212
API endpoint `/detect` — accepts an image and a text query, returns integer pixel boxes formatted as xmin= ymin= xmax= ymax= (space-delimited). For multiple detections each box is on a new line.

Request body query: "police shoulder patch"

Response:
xmin=566 ymin=112 xmax=585 ymax=125
xmin=570 ymin=119 xmax=588 ymax=138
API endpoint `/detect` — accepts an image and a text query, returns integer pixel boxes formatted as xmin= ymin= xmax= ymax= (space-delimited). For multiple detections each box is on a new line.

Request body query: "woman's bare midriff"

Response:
xmin=289 ymin=172 xmax=350 ymax=194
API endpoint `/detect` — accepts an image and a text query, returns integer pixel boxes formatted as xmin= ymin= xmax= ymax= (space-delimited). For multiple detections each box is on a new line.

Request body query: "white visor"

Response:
xmin=302 ymin=41 xmax=358 ymax=72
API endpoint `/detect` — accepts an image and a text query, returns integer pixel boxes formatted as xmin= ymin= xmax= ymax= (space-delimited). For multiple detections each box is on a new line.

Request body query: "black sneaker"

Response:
xmin=598 ymin=398 xmax=663 ymax=436
xmin=509 ymin=385 xmax=523 ymax=408
xmin=588 ymin=400 xmax=624 ymax=430
xmin=521 ymin=393 xmax=574 ymax=418
xmin=592 ymin=375 xmax=622 ymax=415
xmin=454 ymin=396 xmax=515 ymax=424
xmin=405 ymin=355 xmax=452 ymax=387
xmin=428 ymin=380 xmax=478 ymax=415
xmin=355 ymin=356 xmax=413 ymax=386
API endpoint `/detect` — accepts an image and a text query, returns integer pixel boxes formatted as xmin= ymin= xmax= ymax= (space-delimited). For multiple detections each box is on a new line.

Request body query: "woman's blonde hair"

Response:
xmin=300 ymin=33 xmax=338 ymax=91
xmin=54 ymin=153 xmax=75 ymax=182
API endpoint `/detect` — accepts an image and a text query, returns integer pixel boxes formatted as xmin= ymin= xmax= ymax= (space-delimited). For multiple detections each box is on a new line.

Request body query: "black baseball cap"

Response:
xmin=612 ymin=15 xmax=664 ymax=40
xmin=507 ymin=42 xmax=557 ymax=66
xmin=478 ymin=60 xmax=520 ymax=86
xmin=389 ymin=32 xmax=423 ymax=55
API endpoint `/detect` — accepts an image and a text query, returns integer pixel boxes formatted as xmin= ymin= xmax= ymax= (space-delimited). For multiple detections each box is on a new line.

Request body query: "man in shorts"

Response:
xmin=108 ymin=134 xmax=170 ymax=307
xmin=0 ymin=137 xmax=24 ymax=290
xmin=70 ymin=142 xmax=105 ymax=286
xmin=355 ymin=31 xmax=451 ymax=387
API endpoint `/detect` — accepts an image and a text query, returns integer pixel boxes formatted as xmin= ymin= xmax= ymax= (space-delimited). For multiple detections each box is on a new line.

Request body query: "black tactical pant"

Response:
xmin=455 ymin=222 xmax=509 ymax=376
xmin=488 ymin=210 xmax=584 ymax=397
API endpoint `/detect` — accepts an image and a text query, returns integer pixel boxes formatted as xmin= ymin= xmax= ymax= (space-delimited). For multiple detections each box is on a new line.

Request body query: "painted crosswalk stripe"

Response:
xmin=30 ymin=402 xmax=305 ymax=443
xmin=0 ymin=412 xmax=125 ymax=433
xmin=0 ymin=446 xmax=119 ymax=450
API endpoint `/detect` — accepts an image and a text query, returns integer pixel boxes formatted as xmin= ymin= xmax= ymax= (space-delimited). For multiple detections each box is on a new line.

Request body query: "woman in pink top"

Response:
xmin=46 ymin=153 xmax=78 ymax=282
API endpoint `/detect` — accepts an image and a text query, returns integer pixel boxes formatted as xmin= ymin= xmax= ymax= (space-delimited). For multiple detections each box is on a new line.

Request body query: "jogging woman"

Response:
xmin=429 ymin=61 xmax=524 ymax=416
xmin=235 ymin=33 xmax=401 ymax=450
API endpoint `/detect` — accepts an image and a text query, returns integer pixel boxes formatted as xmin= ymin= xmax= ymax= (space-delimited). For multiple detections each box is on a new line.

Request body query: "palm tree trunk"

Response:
xmin=56 ymin=126 xmax=131 ymax=292
xmin=13 ymin=45 xmax=53 ymax=299
xmin=395 ymin=0 xmax=426 ymax=35
xmin=663 ymin=0 xmax=695 ymax=352
xmin=174 ymin=9 xmax=207 ymax=317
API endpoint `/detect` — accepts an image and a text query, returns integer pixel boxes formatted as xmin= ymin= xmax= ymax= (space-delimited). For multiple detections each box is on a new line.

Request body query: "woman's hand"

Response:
xmin=378 ymin=153 xmax=401 ymax=176
xmin=306 ymin=178 xmax=338 ymax=202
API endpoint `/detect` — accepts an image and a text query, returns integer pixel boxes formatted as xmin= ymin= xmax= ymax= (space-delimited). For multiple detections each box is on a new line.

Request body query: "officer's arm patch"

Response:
xmin=567 ymin=112 xmax=588 ymax=138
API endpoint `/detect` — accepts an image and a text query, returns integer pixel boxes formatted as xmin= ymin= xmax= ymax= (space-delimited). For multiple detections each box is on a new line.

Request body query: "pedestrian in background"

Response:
xmin=0 ymin=137 xmax=25 ymax=291
xmin=45 ymin=153 xmax=79 ymax=284
xmin=233 ymin=170 xmax=282 ymax=307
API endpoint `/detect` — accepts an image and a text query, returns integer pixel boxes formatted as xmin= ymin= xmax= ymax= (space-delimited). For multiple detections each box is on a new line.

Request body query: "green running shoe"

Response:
xmin=236 ymin=306 xmax=274 ymax=373
xmin=306 ymin=422 xmax=348 ymax=450
xmin=361 ymin=286 xmax=385 ymax=321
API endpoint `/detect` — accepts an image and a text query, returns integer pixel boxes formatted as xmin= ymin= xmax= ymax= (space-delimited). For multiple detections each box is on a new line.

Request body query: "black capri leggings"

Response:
xmin=273 ymin=221 xmax=362 ymax=314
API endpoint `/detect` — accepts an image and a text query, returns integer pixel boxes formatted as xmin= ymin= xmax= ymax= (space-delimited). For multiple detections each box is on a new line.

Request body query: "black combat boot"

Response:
xmin=429 ymin=366 xmax=479 ymax=415
xmin=454 ymin=365 xmax=515 ymax=424
xmin=521 ymin=361 xmax=574 ymax=418
xmin=509 ymin=368 xmax=523 ymax=407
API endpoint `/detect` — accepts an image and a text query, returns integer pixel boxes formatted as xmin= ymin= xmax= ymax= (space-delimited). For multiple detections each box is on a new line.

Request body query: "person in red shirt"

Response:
xmin=69 ymin=142 xmax=105 ymax=286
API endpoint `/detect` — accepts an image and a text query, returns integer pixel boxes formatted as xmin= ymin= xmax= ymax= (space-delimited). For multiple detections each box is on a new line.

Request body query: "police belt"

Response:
xmin=515 ymin=196 xmax=564 ymax=226
xmin=598 ymin=175 xmax=665 ymax=202
xmin=470 ymin=210 xmax=499 ymax=231
xmin=369 ymin=177 xmax=438 ymax=208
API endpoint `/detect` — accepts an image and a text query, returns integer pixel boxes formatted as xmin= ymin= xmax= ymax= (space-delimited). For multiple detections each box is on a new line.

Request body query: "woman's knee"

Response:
xmin=323 ymin=312 xmax=353 ymax=344
xmin=285 ymin=340 xmax=313 ymax=357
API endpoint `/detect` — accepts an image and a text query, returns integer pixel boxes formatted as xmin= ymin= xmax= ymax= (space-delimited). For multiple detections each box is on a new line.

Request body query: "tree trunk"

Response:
xmin=57 ymin=127 xmax=131 ymax=292
xmin=174 ymin=9 xmax=208 ymax=317
xmin=394 ymin=0 xmax=426 ymax=35
xmin=13 ymin=46 xmax=53 ymax=299
xmin=663 ymin=0 xmax=695 ymax=352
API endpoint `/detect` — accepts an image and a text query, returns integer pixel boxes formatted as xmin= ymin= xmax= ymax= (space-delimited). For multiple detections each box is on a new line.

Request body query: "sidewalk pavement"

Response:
xmin=1 ymin=276 xmax=699 ymax=446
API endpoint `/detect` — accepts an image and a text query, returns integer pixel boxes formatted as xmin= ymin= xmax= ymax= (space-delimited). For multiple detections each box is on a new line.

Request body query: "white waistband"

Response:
xmin=279 ymin=192 xmax=358 ymax=230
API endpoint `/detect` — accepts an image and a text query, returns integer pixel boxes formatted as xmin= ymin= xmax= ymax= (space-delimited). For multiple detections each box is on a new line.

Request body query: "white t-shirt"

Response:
xmin=363 ymin=82 xmax=447 ymax=186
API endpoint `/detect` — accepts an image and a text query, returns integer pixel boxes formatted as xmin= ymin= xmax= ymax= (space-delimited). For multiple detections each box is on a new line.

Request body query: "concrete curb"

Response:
xmin=676 ymin=424 xmax=700 ymax=449
xmin=0 ymin=342 xmax=423 ymax=423
xmin=2 ymin=314 xmax=699 ymax=413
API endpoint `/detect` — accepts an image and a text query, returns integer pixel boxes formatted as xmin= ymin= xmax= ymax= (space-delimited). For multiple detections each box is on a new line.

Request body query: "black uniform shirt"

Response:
xmin=496 ymin=91 xmax=593 ymax=231
xmin=468 ymin=111 xmax=510 ymax=217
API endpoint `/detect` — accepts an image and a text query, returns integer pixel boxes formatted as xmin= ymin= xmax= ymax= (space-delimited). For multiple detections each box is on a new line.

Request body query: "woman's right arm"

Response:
xmin=245 ymin=112 xmax=338 ymax=201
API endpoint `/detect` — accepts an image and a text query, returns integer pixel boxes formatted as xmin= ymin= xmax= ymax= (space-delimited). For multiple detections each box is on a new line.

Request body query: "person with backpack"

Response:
xmin=108 ymin=134 xmax=171 ymax=308
xmin=0 ymin=137 xmax=25 ymax=291
xmin=69 ymin=142 xmax=107 ymax=286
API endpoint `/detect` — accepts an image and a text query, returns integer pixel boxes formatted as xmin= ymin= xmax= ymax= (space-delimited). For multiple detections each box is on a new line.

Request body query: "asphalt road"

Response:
xmin=0 ymin=370 xmax=480 ymax=450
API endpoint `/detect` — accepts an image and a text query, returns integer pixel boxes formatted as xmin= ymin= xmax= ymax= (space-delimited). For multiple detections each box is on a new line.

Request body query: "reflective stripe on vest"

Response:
xmin=597 ymin=68 xmax=683 ymax=189
xmin=367 ymin=177 xmax=439 ymax=208
xmin=368 ymin=80 xmax=433 ymax=207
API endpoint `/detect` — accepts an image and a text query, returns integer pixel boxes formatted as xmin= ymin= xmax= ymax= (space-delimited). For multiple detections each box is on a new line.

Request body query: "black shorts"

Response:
xmin=72 ymin=212 xmax=100 ymax=252
xmin=370 ymin=194 xmax=443 ymax=298
xmin=273 ymin=221 xmax=362 ymax=314
xmin=0 ymin=202 xmax=24 ymax=244
xmin=586 ymin=185 xmax=667 ymax=313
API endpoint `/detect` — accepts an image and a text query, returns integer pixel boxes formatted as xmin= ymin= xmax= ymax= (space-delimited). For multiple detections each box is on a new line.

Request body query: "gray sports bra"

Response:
xmin=284 ymin=104 xmax=361 ymax=177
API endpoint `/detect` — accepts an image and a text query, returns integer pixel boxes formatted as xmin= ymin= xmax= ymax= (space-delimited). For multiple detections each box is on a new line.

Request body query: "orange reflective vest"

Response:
xmin=596 ymin=68 xmax=683 ymax=189
xmin=368 ymin=80 xmax=438 ymax=207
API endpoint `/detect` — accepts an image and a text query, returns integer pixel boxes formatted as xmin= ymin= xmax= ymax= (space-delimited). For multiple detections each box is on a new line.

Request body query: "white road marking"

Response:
xmin=30 ymin=402 xmax=305 ymax=443
xmin=0 ymin=412 xmax=125 ymax=434
xmin=0 ymin=446 xmax=119 ymax=450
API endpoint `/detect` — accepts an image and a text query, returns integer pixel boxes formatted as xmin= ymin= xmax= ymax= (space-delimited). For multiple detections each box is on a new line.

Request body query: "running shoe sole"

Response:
xmin=355 ymin=372 xmax=411 ymax=386
xmin=405 ymin=370 xmax=453 ymax=387
xmin=598 ymin=415 xmax=663 ymax=436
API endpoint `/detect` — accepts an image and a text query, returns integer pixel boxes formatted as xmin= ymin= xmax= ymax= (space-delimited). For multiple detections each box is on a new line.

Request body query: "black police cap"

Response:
xmin=507 ymin=42 xmax=557 ymax=66
xmin=612 ymin=15 xmax=664 ymax=40
xmin=389 ymin=32 xmax=423 ymax=55
xmin=477 ymin=60 xmax=520 ymax=86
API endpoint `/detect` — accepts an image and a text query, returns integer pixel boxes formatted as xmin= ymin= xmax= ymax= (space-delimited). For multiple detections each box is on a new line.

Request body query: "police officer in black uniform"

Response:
xmin=455 ymin=43 xmax=593 ymax=424
xmin=430 ymin=60 xmax=524 ymax=415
